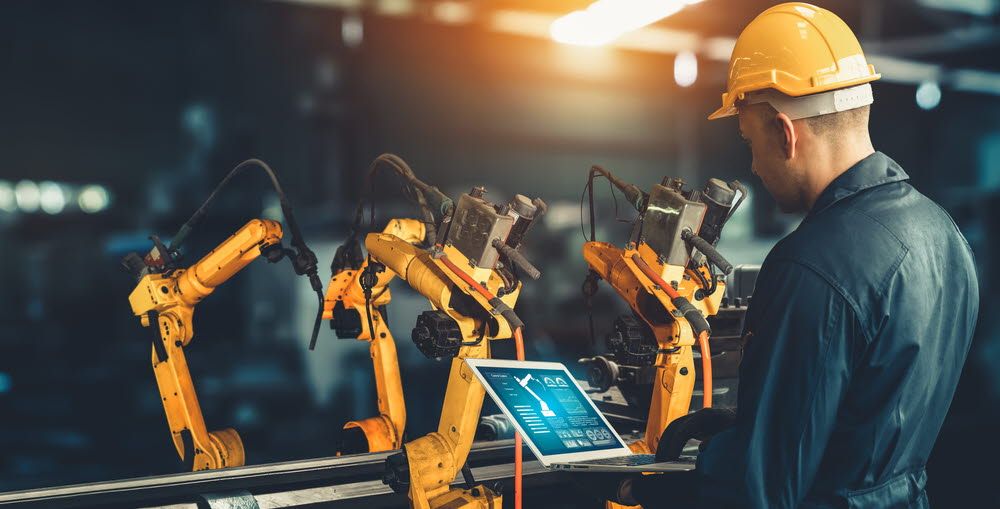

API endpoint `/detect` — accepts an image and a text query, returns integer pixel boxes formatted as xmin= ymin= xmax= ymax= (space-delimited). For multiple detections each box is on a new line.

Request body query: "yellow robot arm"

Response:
xmin=323 ymin=218 xmax=426 ymax=453
xmin=372 ymin=237 xmax=519 ymax=509
xmin=334 ymin=156 xmax=543 ymax=509
xmin=128 ymin=219 xmax=282 ymax=470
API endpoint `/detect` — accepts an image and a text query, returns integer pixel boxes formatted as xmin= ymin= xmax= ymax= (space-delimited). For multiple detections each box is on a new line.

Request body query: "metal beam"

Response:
xmin=0 ymin=440 xmax=521 ymax=509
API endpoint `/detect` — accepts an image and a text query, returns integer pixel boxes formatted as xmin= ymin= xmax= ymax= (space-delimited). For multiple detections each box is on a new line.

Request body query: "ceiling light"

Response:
xmin=550 ymin=0 xmax=700 ymax=47
xmin=14 ymin=180 xmax=40 ymax=213
xmin=78 ymin=185 xmax=111 ymax=213
xmin=674 ymin=50 xmax=698 ymax=87
xmin=915 ymin=81 xmax=942 ymax=110
xmin=39 ymin=181 xmax=66 ymax=215
xmin=0 ymin=181 xmax=15 ymax=213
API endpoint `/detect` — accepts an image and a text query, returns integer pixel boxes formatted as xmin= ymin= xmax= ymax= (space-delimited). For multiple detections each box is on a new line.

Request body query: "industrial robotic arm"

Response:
xmin=126 ymin=219 xmax=282 ymax=470
xmin=579 ymin=167 xmax=744 ymax=456
xmin=123 ymin=159 xmax=324 ymax=471
xmin=378 ymin=190 xmax=542 ymax=509
xmin=322 ymin=154 xmax=544 ymax=509
xmin=324 ymin=218 xmax=426 ymax=454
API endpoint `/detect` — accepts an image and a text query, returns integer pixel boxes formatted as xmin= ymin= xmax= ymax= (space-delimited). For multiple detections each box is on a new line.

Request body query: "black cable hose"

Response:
xmin=349 ymin=153 xmax=445 ymax=246
xmin=166 ymin=158 xmax=325 ymax=351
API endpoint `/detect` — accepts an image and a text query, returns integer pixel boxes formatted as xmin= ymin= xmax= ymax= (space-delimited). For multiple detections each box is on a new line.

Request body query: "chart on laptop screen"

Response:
xmin=476 ymin=366 xmax=622 ymax=456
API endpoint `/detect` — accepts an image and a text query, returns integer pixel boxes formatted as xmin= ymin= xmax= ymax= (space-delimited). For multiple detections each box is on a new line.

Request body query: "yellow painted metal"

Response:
xmin=583 ymin=240 xmax=724 ymax=455
xmin=323 ymin=219 xmax=425 ymax=452
xmin=366 ymin=234 xmax=519 ymax=509
xmin=709 ymin=2 xmax=880 ymax=120
xmin=128 ymin=219 xmax=282 ymax=470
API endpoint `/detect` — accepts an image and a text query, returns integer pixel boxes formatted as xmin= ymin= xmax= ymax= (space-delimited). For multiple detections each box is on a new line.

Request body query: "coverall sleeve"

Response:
xmin=633 ymin=259 xmax=858 ymax=509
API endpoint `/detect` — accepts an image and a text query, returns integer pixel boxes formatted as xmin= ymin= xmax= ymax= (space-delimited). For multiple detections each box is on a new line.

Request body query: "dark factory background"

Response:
xmin=0 ymin=0 xmax=997 ymax=506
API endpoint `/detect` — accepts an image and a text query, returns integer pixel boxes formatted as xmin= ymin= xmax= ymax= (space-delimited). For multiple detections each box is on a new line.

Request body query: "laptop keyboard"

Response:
xmin=585 ymin=454 xmax=658 ymax=466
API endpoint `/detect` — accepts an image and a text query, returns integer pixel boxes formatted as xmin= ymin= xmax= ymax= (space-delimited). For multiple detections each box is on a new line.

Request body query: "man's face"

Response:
xmin=737 ymin=106 xmax=807 ymax=213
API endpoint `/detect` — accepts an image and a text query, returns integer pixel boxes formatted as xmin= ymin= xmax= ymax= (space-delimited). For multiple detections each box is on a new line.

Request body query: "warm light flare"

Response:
xmin=550 ymin=0 xmax=702 ymax=47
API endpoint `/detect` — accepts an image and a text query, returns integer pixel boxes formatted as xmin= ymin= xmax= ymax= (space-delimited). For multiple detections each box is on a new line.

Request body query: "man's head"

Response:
xmin=709 ymin=2 xmax=881 ymax=213
xmin=737 ymin=101 xmax=872 ymax=213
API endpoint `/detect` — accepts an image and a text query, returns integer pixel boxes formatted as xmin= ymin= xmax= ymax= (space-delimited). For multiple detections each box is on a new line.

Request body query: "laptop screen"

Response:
xmin=474 ymin=365 xmax=623 ymax=456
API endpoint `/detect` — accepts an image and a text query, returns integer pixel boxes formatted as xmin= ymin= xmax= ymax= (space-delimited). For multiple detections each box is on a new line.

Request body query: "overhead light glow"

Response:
xmin=78 ymin=185 xmax=111 ymax=213
xmin=432 ymin=1 xmax=474 ymax=24
xmin=0 ymin=181 xmax=15 ymax=213
xmin=674 ymin=50 xmax=697 ymax=87
xmin=374 ymin=0 xmax=414 ymax=17
xmin=341 ymin=12 xmax=364 ymax=48
xmin=39 ymin=181 xmax=66 ymax=214
xmin=915 ymin=81 xmax=942 ymax=110
xmin=550 ymin=0 xmax=701 ymax=47
xmin=14 ymin=180 xmax=40 ymax=213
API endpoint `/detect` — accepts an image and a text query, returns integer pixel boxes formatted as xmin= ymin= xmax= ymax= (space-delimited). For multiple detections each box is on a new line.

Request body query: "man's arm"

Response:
xmin=632 ymin=259 xmax=860 ymax=508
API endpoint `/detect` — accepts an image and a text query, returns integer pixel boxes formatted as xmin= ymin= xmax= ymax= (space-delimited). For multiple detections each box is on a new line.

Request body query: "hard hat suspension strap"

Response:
xmin=743 ymin=83 xmax=873 ymax=121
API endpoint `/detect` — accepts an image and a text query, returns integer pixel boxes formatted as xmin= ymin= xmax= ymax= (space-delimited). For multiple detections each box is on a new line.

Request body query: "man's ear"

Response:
xmin=776 ymin=112 xmax=796 ymax=160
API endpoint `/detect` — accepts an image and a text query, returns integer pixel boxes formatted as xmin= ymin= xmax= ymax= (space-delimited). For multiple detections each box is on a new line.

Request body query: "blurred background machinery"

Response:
xmin=0 ymin=0 xmax=997 ymax=507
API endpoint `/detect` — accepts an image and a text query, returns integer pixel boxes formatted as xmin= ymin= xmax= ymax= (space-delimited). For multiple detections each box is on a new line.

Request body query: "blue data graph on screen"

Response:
xmin=477 ymin=366 xmax=622 ymax=456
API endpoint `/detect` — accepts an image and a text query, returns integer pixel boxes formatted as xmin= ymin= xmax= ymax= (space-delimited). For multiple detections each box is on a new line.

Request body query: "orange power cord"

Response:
xmin=438 ymin=253 xmax=525 ymax=509
xmin=513 ymin=327 xmax=525 ymax=509
xmin=631 ymin=254 xmax=713 ymax=409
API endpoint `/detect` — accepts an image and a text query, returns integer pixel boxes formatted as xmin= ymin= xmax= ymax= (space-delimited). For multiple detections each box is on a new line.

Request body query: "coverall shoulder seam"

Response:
xmin=766 ymin=257 xmax=873 ymax=346
xmin=848 ymin=206 xmax=911 ymax=299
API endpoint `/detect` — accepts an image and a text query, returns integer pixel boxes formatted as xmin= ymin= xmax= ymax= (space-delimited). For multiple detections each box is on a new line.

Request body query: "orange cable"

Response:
xmin=697 ymin=331 xmax=712 ymax=408
xmin=631 ymin=254 xmax=713 ymax=408
xmin=439 ymin=253 xmax=524 ymax=508
xmin=513 ymin=327 xmax=525 ymax=509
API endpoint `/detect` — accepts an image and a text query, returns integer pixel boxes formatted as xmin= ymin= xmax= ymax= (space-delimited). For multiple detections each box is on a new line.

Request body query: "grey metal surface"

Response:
xmin=447 ymin=192 xmax=514 ymax=269
xmin=135 ymin=461 xmax=557 ymax=509
xmin=0 ymin=440 xmax=520 ymax=509
xmin=201 ymin=490 xmax=260 ymax=509
xmin=254 ymin=461 xmax=553 ymax=508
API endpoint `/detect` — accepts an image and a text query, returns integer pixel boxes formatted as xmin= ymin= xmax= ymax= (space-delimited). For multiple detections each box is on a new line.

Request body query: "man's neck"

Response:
xmin=802 ymin=137 xmax=875 ymax=210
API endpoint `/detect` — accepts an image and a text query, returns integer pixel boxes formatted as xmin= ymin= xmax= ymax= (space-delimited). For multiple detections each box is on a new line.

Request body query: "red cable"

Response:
xmin=631 ymin=254 xmax=713 ymax=408
xmin=439 ymin=254 xmax=524 ymax=508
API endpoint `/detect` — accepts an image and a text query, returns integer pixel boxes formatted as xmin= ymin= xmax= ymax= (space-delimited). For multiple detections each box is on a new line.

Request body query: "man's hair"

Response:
xmin=742 ymin=101 xmax=870 ymax=144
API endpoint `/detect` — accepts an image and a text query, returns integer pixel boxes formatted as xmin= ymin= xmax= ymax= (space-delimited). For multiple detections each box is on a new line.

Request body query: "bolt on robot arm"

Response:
xmin=580 ymin=166 xmax=745 ymax=455
xmin=122 ymin=159 xmax=324 ymax=471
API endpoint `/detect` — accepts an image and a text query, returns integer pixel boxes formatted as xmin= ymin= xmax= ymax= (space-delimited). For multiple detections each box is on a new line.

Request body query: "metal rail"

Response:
xmin=0 ymin=440 xmax=524 ymax=509
xmin=139 ymin=460 xmax=564 ymax=509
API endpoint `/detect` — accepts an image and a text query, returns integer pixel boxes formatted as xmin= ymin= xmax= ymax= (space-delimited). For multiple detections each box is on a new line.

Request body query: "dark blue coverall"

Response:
xmin=631 ymin=152 xmax=980 ymax=508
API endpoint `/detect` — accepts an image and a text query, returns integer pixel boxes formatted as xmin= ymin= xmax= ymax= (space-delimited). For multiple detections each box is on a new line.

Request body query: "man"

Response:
xmin=588 ymin=3 xmax=979 ymax=508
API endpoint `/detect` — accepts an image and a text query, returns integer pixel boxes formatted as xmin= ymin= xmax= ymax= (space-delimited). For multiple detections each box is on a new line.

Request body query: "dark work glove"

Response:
xmin=570 ymin=472 xmax=640 ymax=505
xmin=655 ymin=407 xmax=737 ymax=462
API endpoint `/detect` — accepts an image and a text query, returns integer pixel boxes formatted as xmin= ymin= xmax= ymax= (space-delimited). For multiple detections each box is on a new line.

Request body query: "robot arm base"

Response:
xmin=185 ymin=428 xmax=245 ymax=471
xmin=384 ymin=434 xmax=502 ymax=509
xmin=340 ymin=415 xmax=400 ymax=454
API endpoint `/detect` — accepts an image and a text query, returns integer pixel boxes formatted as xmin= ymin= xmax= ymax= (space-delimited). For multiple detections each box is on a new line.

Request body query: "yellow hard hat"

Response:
xmin=708 ymin=2 xmax=880 ymax=120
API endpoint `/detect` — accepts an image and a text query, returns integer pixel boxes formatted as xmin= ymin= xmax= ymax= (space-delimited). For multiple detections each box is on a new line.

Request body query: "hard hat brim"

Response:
xmin=707 ymin=103 xmax=738 ymax=120
xmin=707 ymin=73 xmax=881 ymax=121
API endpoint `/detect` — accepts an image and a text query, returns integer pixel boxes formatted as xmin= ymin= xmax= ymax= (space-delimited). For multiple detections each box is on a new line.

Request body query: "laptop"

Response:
xmin=465 ymin=358 xmax=694 ymax=472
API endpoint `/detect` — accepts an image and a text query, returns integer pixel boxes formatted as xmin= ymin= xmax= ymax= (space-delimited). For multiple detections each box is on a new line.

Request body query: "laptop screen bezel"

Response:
xmin=464 ymin=358 xmax=633 ymax=467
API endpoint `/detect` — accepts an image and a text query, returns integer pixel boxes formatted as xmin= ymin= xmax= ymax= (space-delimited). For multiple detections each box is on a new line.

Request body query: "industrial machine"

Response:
xmin=323 ymin=217 xmax=425 ymax=454
xmin=576 ymin=166 xmax=744 ymax=506
xmin=321 ymin=154 xmax=545 ymax=509
xmin=122 ymin=159 xmax=325 ymax=471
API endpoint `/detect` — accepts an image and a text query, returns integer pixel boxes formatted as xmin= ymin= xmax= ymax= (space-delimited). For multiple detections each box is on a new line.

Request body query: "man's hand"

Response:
xmin=570 ymin=472 xmax=640 ymax=505
xmin=656 ymin=408 xmax=737 ymax=461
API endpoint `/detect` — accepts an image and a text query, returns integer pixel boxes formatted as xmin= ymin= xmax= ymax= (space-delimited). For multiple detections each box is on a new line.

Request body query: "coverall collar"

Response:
xmin=805 ymin=151 xmax=909 ymax=221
